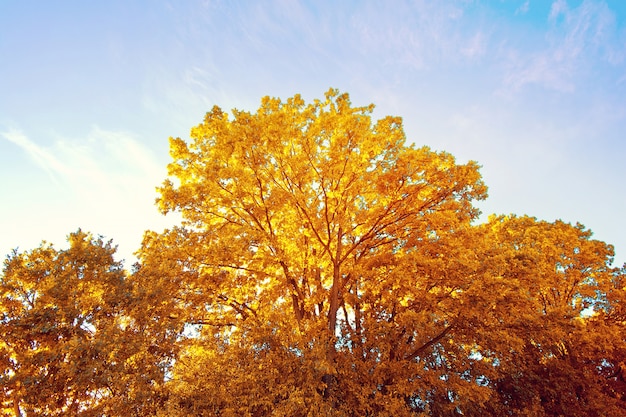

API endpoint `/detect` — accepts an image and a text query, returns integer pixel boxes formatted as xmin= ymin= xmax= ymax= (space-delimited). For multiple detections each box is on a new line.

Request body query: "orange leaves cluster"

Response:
xmin=2 ymin=90 xmax=625 ymax=416
xmin=0 ymin=231 xmax=167 ymax=416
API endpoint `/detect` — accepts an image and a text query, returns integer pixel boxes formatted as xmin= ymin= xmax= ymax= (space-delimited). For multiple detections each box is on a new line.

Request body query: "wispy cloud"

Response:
xmin=549 ymin=0 xmax=569 ymax=20
xmin=501 ymin=0 xmax=620 ymax=93
xmin=1 ymin=129 xmax=70 ymax=184
xmin=3 ymin=127 xmax=163 ymax=197
xmin=345 ymin=1 xmax=487 ymax=70
xmin=1 ymin=127 xmax=173 ymax=263
xmin=461 ymin=31 xmax=487 ymax=59
xmin=516 ymin=1 xmax=530 ymax=15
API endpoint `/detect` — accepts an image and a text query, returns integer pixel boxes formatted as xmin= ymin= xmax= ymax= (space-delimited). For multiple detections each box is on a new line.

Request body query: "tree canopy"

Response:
xmin=0 ymin=231 xmax=167 ymax=416
xmin=2 ymin=90 xmax=625 ymax=416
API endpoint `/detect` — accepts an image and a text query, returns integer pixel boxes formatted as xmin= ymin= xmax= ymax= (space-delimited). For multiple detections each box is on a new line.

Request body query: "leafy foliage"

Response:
xmin=1 ymin=90 xmax=625 ymax=416
xmin=0 ymin=231 xmax=167 ymax=416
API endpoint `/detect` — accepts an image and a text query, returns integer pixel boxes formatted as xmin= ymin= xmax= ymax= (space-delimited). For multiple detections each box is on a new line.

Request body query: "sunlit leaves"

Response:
xmin=150 ymin=90 xmax=625 ymax=415
xmin=149 ymin=89 xmax=495 ymax=414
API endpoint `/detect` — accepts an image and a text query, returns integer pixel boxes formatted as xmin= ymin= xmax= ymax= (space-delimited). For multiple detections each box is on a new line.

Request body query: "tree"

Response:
xmin=0 ymin=231 xmax=166 ymax=416
xmin=476 ymin=215 xmax=626 ymax=416
xmin=144 ymin=89 xmax=492 ymax=415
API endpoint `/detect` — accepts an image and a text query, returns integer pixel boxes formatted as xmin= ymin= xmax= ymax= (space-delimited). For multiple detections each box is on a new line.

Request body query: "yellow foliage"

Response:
xmin=3 ymin=90 xmax=626 ymax=416
xmin=143 ymin=91 xmax=626 ymax=416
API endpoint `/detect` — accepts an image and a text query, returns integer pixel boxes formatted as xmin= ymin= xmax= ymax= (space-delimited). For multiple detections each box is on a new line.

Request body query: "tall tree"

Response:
xmin=146 ymin=89 xmax=490 ymax=415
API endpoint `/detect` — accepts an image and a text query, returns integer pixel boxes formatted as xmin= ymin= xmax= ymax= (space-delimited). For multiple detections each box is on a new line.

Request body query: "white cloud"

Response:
xmin=461 ymin=31 xmax=487 ymax=59
xmin=501 ymin=51 xmax=576 ymax=93
xmin=549 ymin=0 xmax=569 ymax=20
xmin=501 ymin=0 xmax=620 ymax=94
xmin=516 ymin=1 xmax=530 ymax=15
xmin=1 ymin=129 xmax=70 ymax=183
xmin=1 ymin=127 xmax=176 ymax=264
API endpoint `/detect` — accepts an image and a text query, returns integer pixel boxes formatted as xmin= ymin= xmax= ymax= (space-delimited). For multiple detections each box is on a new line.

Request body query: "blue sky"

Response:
xmin=1 ymin=0 xmax=625 ymax=266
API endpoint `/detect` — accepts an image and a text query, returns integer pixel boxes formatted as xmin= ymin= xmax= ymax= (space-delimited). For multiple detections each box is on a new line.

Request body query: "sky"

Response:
xmin=1 ymin=0 xmax=625 ymax=267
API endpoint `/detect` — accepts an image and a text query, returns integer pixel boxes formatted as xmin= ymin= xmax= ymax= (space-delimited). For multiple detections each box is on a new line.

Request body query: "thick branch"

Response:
xmin=328 ymin=226 xmax=344 ymax=337
xmin=404 ymin=320 xmax=457 ymax=362
xmin=280 ymin=260 xmax=304 ymax=323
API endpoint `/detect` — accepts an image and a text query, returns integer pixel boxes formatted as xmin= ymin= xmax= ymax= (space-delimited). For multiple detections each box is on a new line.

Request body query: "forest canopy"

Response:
xmin=2 ymin=89 xmax=625 ymax=416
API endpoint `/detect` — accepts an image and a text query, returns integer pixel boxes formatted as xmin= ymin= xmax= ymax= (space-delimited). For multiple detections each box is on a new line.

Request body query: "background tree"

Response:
xmin=0 ymin=231 xmax=166 ymax=416
xmin=476 ymin=215 xmax=626 ymax=416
